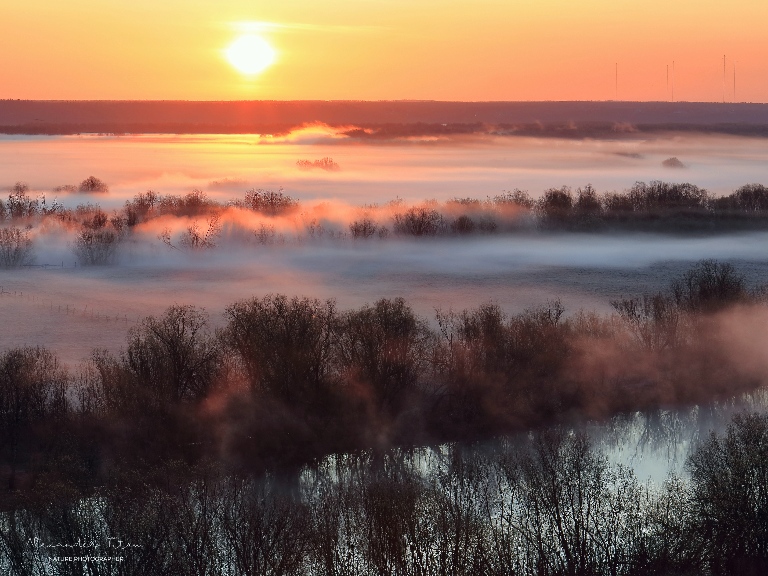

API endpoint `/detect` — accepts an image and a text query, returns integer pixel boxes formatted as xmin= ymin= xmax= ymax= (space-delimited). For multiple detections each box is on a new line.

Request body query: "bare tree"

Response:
xmin=125 ymin=305 xmax=221 ymax=404
xmin=78 ymin=176 xmax=109 ymax=193
xmin=0 ymin=347 xmax=68 ymax=490
xmin=688 ymin=412 xmax=768 ymax=575
xmin=338 ymin=298 xmax=433 ymax=414
xmin=0 ymin=227 xmax=33 ymax=268
xmin=223 ymin=295 xmax=337 ymax=405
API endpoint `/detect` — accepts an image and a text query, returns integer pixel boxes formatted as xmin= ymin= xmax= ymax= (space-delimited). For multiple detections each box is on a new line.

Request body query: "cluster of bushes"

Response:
xmin=4 ymin=181 xmax=768 ymax=268
xmin=0 ymin=183 xmax=64 ymax=221
xmin=0 ymin=261 xmax=765 ymax=496
xmin=0 ymin=261 xmax=767 ymax=572
xmin=536 ymin=182 xmax=768 ymax=230
xmin=1 ymin=413 xmax=767 ymax=575
xmin=353 ymin=182 xmax=768 ymax=237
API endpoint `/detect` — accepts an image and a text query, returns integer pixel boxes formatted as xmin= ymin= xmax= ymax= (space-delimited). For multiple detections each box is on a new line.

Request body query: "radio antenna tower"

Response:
xmin=723 ymin=55 xmax=726 ymax=103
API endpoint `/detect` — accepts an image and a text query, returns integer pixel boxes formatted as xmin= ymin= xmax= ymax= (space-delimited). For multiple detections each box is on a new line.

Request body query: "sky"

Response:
xmin=3 ymin=0 xmax=768 ymax=102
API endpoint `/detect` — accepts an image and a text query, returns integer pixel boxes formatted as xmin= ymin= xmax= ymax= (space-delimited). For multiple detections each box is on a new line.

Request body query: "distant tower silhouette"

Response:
xmin=615 ymin=63 xmax=618 ymax=100
xmin=672 ymin=60 xmax=675 ymax=102
xmin=723 ymin=55 xmax=726 ymax=103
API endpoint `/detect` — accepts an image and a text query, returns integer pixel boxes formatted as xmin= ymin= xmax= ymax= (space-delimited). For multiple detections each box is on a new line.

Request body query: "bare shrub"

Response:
xmin=243 ymin=188 xmax=297 ymax=215
xmin=602 ymin=191 xmax=634 ymax=213
xmin=157 ymin=189 xmax=214 ymax=217
xmin=0 ymin=347 xmax=68 ymax=490
xmin=662 ymin=156 xmax=686 ymax=168
xmin=349 ymin=217 xmax=378 ymax=238
xmin=537 ymin=186 xmax=574 ymax=222
xmin=219 ymin=477 xmax=312 ymax=575
xmin=628 ymin=180 xmax=709 ymax=211
xmin=671 ymin=259 xmax=747 ymax=313
xmin=0 ymin=227 xmax=33 ymax=268
xmin=393 ymin=207 xmax=442 ymax=236
xmin=124 ymin=190 xmax=158 ymax=226
xmin=493 ymin=189 xmax=535 ymax=209
xmin=338 ymin=298 xmax=433 ymax=414
xmin=6 ymin=185 xmax=39 ymax=219
xmin=180 ymin=215 xmax=222 ymax=249
xmin=611 ymin=293 xmax=681 ymax=350
xmin=477 ymin=217 xmax=498 ymax=232
xmin=78 ymin=176 xmax=109 ymax=193
xmin=73 ymin=228 xmax=118 ymax=265
xmin=509 ymin=429 xmax=683 ymax=576
xmin=451 ymin=214 xmax=476 ymax=234
xmin=223 ymin=295 xmax=338 ymax=404
xmin=52 ymin=184 xmax=77 ymax=193
xmin=77 ymin=205 xmax=108 ymax=229
xmin=576 ymin=184 xmax=602 ymax=214
xmin=727 ymin=183 xmax=768 ymax=211
xmin=10 ymin=182 xmax=29 ymax=195
xmin=125 ymin=305 xmax=222 ymax=404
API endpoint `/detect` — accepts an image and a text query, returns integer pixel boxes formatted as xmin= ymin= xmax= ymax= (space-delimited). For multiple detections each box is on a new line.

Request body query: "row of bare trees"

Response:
xmin=4 ymin=180 xmax=768 ymax=268
xmin=0 ymin=261 xmax=767 ymax=572
xmin=0 ymin=261 xmax=765 ymax=490
xmin=1 ymin=415 xmax=766 ymax=575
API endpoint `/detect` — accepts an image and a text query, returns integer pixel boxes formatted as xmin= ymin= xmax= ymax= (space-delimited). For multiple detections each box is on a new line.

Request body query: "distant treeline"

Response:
xmin=5 ymin=121 xmax=768 ymax=139
xmin=3 ymin=180 xmax=768 ymax=267
xmin=4 ymin=99 xmax=768 ymax=135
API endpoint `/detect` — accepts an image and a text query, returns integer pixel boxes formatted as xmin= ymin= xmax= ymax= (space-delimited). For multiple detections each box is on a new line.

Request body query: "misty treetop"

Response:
xmin=3 ymin=180 xmax=768 ymax=267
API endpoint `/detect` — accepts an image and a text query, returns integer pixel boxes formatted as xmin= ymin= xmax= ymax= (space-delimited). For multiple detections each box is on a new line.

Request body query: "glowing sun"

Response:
xmin=226 ymin=34 xmax=276 ymax=75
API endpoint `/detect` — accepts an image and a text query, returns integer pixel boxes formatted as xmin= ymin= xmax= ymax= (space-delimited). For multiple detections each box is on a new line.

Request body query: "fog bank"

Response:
xmin=4 ymin=131 xmax=768 ymax=205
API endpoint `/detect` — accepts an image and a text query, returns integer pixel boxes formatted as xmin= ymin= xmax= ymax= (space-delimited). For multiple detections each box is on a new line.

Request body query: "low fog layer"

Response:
xmin=3 ymin=234 xmax=768 ymax=365
xmin=3 ymin=130 xmax=768 ymax=205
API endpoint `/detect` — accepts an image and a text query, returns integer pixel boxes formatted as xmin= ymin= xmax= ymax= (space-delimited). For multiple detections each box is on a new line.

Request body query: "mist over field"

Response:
xmin=2 ymin=129 xmax=768 ymax=362
xmin=3 ymin=234 xmax=768 ymax=365
xmin=4 ymin=129 xmax=768 ymax=205
xmin=3 ymin=127 xmax=768 ymax=574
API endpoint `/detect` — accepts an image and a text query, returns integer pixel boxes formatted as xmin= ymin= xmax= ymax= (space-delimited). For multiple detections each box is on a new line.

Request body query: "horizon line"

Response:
xmin=2 ymin=98 xmax=767 ymax=105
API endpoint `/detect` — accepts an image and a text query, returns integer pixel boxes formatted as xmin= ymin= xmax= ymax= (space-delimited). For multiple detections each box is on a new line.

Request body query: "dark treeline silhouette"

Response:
xmin=1 ymin=261 xmax=767 ymax=572
xmin=1 ymin=413 xmax=767 ymax=575
xmin=0 ymin=260 xmax=766 ymax=499
xmin=6 ymin=99 xmax=768 ymax=137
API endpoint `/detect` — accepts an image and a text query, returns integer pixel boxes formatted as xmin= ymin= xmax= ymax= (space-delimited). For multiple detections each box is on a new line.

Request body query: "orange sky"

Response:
xmin=4 ymin=0 xmax=768 ymax=102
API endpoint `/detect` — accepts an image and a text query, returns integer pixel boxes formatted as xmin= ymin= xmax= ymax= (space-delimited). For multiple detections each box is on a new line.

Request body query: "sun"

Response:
xmin=225 ymin=34 xmax=276 ymax=76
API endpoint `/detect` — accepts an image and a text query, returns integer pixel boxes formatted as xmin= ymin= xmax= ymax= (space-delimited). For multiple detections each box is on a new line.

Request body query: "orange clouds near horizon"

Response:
xmin=4 ymin=1 xmax=768 ymax=102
